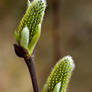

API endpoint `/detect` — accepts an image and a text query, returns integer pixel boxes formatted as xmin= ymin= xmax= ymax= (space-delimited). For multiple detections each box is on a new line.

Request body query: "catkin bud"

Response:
xmin=42 ymin=56 xmax=75 ymax=92
xmin=15 ymin=0 xmax=46 ymax=55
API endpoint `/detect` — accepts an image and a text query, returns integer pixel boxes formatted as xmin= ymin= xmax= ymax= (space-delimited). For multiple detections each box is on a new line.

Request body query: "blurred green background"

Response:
xmin=0 ymin=0 xmax=92 ymax=92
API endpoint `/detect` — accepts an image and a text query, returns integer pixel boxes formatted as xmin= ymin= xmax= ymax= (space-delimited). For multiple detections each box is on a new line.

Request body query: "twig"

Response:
xmin=24 ymin=56 xmax=39 ymax=92
xmin=14 ymin=44 xmax=39 ymax=92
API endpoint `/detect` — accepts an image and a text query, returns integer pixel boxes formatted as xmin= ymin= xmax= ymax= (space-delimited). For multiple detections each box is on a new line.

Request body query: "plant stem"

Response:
xmin=14 ymin=44 xmax=39 ymax=92
xmin=24 ymin=56 xmax=39 ymax=92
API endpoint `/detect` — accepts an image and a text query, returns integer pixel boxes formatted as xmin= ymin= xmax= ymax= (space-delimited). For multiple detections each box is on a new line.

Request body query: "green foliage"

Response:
xmin=42 ymin=56 xmax=75 ymax=92
xmin=15 ymin=0 xmax=46 ymax=55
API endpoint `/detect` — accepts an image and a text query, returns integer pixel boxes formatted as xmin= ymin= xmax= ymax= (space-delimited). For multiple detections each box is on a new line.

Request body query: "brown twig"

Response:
xmin=24 ymin=56 xmax=39 ymax=92
xmin=14 ymin=44 xmax=39 ymax=92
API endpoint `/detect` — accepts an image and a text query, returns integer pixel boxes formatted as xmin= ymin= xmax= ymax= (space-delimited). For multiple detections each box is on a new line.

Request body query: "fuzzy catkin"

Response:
xmin=43 ymin=56 xmax=75 ymax=92
xmin=15 ymin=0 xmax=46 ymax=55
xmin=16 ymin=0 xmax=46 ymax=43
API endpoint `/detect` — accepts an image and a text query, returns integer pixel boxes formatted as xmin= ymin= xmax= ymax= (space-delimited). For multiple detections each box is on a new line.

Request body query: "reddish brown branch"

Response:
xmin=24 ymin=56 xmax=39 ymax=92
xmin=14 ymin=44 xmax=39 ymax=92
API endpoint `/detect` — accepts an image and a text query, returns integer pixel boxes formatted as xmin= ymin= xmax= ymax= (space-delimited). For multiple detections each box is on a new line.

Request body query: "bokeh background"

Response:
xmin=0 ymin=0 xmax=92 ymax=92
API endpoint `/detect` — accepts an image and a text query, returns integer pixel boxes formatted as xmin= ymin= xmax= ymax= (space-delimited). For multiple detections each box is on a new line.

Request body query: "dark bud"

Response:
xmin=13 ymin=44 xmax=29 ymax=58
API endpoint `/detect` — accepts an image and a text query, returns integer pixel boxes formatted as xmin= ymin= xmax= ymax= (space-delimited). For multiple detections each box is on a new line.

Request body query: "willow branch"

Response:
xmin=24 ymin=56 xmax=39 ymax=92
xmin=14 ymin=44 xmax=39 ymax=92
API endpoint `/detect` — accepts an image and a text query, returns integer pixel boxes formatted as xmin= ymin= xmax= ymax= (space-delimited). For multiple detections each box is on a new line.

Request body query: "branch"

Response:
xmin=24 ymin=56 xmax=39 ymax=92
xmin=14 ymin=44 xmax=39 ymax=92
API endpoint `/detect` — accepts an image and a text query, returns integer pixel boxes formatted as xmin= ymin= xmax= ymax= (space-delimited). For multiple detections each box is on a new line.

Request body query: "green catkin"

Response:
xmin=17 ymin=0 xmax=46 ymax=41
xmin=42 ymin=56 xmax=75 ymax=92
xmin=15 ymin=0 xmax=46 ymax=55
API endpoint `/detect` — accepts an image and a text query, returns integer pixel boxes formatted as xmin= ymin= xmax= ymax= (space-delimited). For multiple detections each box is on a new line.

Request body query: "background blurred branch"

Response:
xmin=51 ymin=0 xmax=62 ymax=63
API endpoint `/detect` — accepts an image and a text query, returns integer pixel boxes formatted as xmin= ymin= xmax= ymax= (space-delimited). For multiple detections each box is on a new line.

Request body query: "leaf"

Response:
xmin=53 ymin=82 xmax=61 ymax=92
xmin=28 ymin=24 xmax=41 ymax=55
xmin=20 ymin=26 xmax=29 ymax=49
